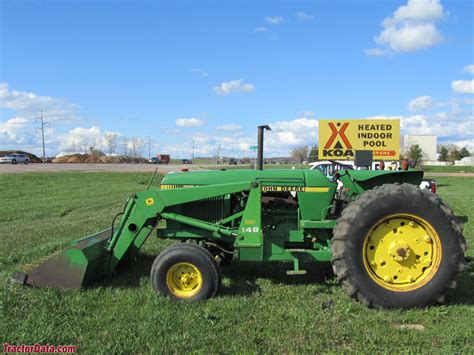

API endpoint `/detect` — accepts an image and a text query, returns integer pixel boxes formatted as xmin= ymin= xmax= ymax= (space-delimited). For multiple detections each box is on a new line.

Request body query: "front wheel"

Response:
xmin=150 ymin=243 xmax=221 ymax=301
xmin=12 ymin=159 xmax=17 ymax=164
xmin=331 ymin=183 xmax=466 ymax=308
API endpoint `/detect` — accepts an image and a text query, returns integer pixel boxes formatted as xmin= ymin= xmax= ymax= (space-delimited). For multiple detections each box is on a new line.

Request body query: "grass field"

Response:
xmin=1 ymin=172 xmax=473 ymax=353
xmin=422 ymin=165 xmax=474 ymax=173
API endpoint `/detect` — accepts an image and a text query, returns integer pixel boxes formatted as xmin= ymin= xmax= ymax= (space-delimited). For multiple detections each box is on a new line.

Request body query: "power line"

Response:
xmin=35 ymin=110 xmax=50 ymax=162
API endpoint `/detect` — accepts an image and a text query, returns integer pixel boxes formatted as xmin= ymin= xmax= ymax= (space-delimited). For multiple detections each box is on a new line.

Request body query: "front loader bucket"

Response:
xmin=11 ymin=229 xmax=112 ymax=289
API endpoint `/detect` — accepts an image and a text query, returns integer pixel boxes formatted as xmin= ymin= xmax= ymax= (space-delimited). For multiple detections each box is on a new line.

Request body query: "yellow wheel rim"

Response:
xmin=166 ymin=262 xmax=203 ymax=298
xmin=363 ymin=214 xmax=442 ymax=292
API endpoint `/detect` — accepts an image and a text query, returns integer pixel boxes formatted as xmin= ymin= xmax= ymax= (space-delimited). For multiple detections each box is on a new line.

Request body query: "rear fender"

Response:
xmin=339 ymin=170 xmax=424 ymax=196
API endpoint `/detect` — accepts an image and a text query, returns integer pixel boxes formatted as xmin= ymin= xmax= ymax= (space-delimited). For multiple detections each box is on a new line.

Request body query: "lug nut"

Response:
xmin=397 ymin=248 xmax=407 ymax=257
xmin=424 ymin=235 xmax=432 ymax=243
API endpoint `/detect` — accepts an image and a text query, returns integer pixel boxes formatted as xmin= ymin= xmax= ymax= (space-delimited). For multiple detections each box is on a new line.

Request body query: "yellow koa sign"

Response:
xmin=318 ymin=119 xmax=400 ymax=160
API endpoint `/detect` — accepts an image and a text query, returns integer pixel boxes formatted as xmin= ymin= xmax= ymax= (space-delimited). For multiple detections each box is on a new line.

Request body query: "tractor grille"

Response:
xmin=179 ymin=196 xmax=229 ymax=223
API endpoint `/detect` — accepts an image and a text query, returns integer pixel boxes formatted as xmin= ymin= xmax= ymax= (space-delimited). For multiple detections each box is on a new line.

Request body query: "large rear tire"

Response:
xmin=150 ymin=243 xmax=221 ymax=301
xmin=331 ymin=183 xmax=466 ymax=308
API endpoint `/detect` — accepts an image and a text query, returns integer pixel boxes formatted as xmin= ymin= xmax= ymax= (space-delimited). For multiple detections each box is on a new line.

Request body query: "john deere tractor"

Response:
xmin=12 ymin=126 xmax=467 ymax=308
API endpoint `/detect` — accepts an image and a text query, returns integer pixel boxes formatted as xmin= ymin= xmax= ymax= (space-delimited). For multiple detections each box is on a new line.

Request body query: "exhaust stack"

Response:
xmin=257 ymin=125 xmax=271 ymax=170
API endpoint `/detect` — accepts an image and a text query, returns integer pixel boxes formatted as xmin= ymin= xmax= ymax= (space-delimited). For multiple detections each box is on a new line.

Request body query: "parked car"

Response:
xmin=0 ymin=154 xmax=30 ymax=164
xmin=181 ymin=159 xmax=193 ymax=164
xmin=229 ymin=158 xmax=238 ymax=165
xmin=148 ymin=157 xmax=163 ymax=164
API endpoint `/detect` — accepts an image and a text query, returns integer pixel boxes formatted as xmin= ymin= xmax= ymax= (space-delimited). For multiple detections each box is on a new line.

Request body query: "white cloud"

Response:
xmin=0 ymin=117 xmax=33 ymax=144
xmin=176 ymin=117 xmax=204 ymax=127
xmin=190 ymin=68 xmax=208 ymax=77
xmin=376 ymin=22 xmax=443 ymax=52
xmin=407 ymin=95 xmax=435 ymax=111
xmin=267 ymin=118 xmax=318 ymax=147
xmin=254 ymin=27 xmax=269 ymax=33
xmin=451 ymin=80 xmax=474 ymax=94
xmin=382 ymin=0 xmax=444 ymax=27
xmin=265 ymin=16 xmax=284 ymax=25
xmin=296 ymin=12 xmax=314 ymax=21
xmin=0 ymin=82 xmax=79 ymax=122
xmin=462 ymin=64 xmax=474 ymax=74
xmin=59 ymin=126 xmax=106 ymax=151
xmin=213 ymin=79 xmax=255 ymax=96
xmin=216 ymin=124 xmax=242 ymax=131
xmin=366 ymin=0 xmax=445 ymax=55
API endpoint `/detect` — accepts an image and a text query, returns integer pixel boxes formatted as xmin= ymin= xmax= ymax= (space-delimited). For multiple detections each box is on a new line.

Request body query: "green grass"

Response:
xmin=422 ymin=165 xmax=474 ymax=173
xmin=1 ymin=173 xmax=473 ymax=353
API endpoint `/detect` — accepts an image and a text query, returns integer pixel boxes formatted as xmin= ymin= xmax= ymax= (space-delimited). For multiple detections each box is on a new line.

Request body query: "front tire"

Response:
xmin=150 ymin=243 xmax=221 ymax=301
xmin=331 ymin=183 xmax=466 ymax=308
xmin=12 ymin=159 xmax=17 ymax=164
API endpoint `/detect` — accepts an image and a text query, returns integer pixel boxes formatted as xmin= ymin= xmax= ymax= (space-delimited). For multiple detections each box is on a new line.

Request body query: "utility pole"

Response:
xmin=35 ymin=110 xmax=50 ymax=163
xmin=148 ymin=134 xmax=151 ymax=160
xmin=192 ymin=140 xmax=195 ymax=161
xmin=216 ymin=144 xmax=222 ymax=164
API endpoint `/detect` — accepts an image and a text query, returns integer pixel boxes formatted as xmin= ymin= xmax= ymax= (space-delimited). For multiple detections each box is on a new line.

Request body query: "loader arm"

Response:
xmin=105 ymin=181 xmax=253 ymax=273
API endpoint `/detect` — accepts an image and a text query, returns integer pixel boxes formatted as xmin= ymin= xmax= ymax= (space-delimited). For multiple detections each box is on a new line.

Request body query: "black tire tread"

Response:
xmin=331 ymin=183 xmax=467 ymax=308
xmin=150 ymin=243 xmax=221 ymax=301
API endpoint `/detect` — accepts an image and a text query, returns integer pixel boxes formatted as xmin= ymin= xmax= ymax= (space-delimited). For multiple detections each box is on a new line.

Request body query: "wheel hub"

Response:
xmin=389 ymin=240 xmax=410 ymax=261
xmin=166 ymin=262 xmax=202 ymax=298
xmin=363 ymin=215 xmax=441 ymax=291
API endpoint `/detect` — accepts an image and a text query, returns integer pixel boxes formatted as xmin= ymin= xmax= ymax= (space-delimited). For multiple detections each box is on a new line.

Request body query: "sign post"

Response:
xmin=318 ymin=119 xmax=400 ymax=160
xmin=250 ymin=145 xmax=258 ymax=167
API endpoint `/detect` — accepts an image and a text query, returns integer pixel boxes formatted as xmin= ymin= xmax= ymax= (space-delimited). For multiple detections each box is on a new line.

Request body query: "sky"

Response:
xmin=1 ymin=0 xmax=473 ymax=158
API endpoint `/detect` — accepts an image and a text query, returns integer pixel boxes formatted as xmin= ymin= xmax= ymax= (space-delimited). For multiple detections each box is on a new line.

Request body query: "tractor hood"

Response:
xmin=161 ymin=169 xmax=308 ymax=187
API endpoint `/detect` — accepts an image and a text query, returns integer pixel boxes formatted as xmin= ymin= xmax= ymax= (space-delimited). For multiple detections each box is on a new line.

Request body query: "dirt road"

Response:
xmin=0 ymin=163 xmax=210 ymax=174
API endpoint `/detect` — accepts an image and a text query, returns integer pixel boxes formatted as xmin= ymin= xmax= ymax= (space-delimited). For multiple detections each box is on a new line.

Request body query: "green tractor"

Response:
xmin=12 ymin=127 xmax=467 ymax=308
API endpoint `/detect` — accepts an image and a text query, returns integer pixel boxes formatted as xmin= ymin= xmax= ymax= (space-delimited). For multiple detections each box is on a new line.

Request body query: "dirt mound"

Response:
xmin=52 ymin=154 xmax=148 ymax=164
xmin=0 ymin=150 xmax=43 ymax=163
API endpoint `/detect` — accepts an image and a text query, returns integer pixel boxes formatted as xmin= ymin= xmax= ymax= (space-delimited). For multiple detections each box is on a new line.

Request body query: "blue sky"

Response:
xmin=1 ymin=0 xmax=473 ymax=158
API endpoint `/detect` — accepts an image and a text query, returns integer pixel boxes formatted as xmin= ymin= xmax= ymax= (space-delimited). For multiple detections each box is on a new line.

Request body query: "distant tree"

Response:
xmin=439 ymin=145 xmax=449 ymax=161
xmin=407 ymin=144 xmax=424 ymax=162
xmin=129 ymin=137 xmax=145 ymax=158
xmin=105 ymin=133 xmax=118 ymax=156
xmin=307 ymin=145 xmax=318 ymax=162
xmin=291 ymin=146 xmax=309 ymax=163
xmin=449 ymin=148 xmax=461 ymax=162
xmin=459 ymin=147 xmax=471 ymax=159
xmin=122 ymin=142 xmax=129 ymax=156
